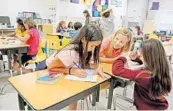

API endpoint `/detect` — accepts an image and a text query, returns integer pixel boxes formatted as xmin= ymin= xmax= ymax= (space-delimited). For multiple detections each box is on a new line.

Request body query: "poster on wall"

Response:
xmin=111 ymin=0 xmax=122 ymax=7
xmin=151 ymin=2 xmax=159 ymax=10
xmin=92 ymin=0 xmax=109 ymax=17
xmin=70 ymin=0 xmax=79 ymax=4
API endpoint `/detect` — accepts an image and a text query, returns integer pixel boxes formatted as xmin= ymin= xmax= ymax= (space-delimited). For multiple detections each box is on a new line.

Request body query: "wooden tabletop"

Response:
xmin=0 ymin=38 xmax=29 ymax=50
xmin=9 ymin=70 xmax=110 ymax=110
xmin=100 ymin=63 xmax=129 ymax=81
xmin=0 ymin=44 xmax=29 ymax=50
xmin=47 ymin=33 xmax=70 ymax=38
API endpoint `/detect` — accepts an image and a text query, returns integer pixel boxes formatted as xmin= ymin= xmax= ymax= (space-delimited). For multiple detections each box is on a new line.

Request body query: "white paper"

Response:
xmin=65 ymin=75 xmax=98 ymax=83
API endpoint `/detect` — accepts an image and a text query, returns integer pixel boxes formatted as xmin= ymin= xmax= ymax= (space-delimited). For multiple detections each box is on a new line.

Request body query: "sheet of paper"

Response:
xmin=65 ymin=75 xmax=98 ymax=83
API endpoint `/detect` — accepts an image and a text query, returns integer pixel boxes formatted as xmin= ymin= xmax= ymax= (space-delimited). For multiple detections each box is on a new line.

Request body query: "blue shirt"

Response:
xmin=69 ymin=30 xmax=79 ymax=38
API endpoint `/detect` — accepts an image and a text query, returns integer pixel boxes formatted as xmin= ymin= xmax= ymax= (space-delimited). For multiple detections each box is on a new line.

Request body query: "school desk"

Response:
xmin=100 ymin=63 xmax=131 ymax=109
xmin=8 ymin=70 xmax=111 ymax=110
xmin=0 ymin=38 xmax=28 ymax=75
xmin=47 ymin=33 xmax=71 ymax=38
xmin=0 ymin=28 xmax=15 ymax=35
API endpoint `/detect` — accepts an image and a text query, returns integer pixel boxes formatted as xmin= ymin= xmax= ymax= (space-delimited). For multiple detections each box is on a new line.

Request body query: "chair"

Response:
xmin=61 ymin=37 xmax=71 ymax=48
xmin=24 ymin=39 xmax=47 ymax=67
xmin=149 ymin=34 xmax=159 ymax=40
xmin=47 ymin=37 xmax=61 ymax=56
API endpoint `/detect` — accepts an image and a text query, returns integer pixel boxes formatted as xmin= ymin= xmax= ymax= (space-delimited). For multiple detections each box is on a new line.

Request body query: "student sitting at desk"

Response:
xmin=69 ymin=22 xmax=82 ymax=38
xmin=100 ymin=28 xmax=132 ymax=64
xmin=112 ymin=39 xmax=172 ymax=110
xmin=56 ymin=21 xmax=67 ymax=42
xmin=56 ymin=21 xmax=67 ymax=33
xmin=42 ymin=24 xmax=104 ymax=110
xmin=8 ymin=19 xmax=28 ymax=37
xmin=67 ymin=21 xmax=74 ymax=30
xmin=15 ymin=18 xmax=40 ymax=65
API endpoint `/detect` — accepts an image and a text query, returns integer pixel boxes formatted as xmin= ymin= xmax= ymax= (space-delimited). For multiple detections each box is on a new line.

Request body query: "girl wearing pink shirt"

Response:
xmin=16 ymin=18 xmax=40 ymax=65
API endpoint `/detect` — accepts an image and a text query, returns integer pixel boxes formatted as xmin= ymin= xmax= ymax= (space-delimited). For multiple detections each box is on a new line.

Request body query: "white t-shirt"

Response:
xmin=99 ymin=14 xmax=115 ymax=38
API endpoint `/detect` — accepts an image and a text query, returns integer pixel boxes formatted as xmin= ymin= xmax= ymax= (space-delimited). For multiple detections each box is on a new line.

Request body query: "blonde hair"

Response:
xmin=24 ymin=18 xmax=36 ymax=29
xmin=106 ymin=28 xmax=132 ymax=56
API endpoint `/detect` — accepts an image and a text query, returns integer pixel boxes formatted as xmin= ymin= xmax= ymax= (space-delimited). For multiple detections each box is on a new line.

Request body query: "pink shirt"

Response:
xmin=100 ymin=38 xmax=123 ymax=58
xmin=46 ymin=45 xmax=79 ymax=67
xmin=26 ymin=28 xmax=40 ymax=55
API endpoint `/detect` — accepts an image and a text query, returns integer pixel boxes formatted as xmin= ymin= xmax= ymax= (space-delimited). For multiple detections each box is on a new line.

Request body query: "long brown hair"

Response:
xmin=135 ymin=26 xmax=141 ymax=35
xmin=142 ymin=39 xmax=172 ymax=98
xmin=57 ymin=21 xmax=66 ymax=30
xmin=55 ymin=24 xmax=103 ymax=69
xmin=106 ymin=28 xmax=132 ymax=56
xmin=83 ymin=10 xmax=91 ymax=18
xmin=71 ymin=24 xmax=103 ymax=68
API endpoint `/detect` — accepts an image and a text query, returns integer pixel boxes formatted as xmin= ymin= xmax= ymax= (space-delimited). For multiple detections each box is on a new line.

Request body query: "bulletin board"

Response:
xmin=92 ymin=0 xmax=109 ymax=17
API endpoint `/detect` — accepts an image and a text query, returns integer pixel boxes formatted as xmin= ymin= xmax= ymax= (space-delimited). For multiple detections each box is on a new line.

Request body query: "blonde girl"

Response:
xmin=100 ymin=28 xmax=132 ymax=63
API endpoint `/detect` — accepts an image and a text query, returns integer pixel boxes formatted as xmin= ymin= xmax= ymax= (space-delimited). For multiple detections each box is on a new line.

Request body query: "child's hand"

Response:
xmin=95 ymin=67 xmax=105 ymax=79
xmin=72 ymin=69 xmax=87 ymax=78
xmin=129 ymin=52 xmax=137 ymax=60
xmin=15 ymin=34 xmax=20 ymax=38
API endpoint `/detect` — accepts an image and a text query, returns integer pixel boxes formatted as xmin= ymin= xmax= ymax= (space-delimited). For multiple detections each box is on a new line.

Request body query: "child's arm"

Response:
xmin=16 ymin=34 xmax=30 ymax=42
xmin=100 ymin=8 xmax=113 ymax=17
xmin=112 ymin=57 xmax=142 ymax=80
xmin=48 ymin=58 xmax=86 ymax=78
xmin=6 ymin=32 xmax=16 ymax=37
xmin=100 ymin=57 xmax=118 ymax=64
xmin=129 ymin=52 xmax=143 ymax=65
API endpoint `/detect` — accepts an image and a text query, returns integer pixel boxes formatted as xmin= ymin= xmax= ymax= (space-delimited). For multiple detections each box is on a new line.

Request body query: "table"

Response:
xmin=0 ymin=38 xmax=29 ymax=75
xmin=8 ymin=70 xmax=111 ymax=110
xmin=47 ymin=33 xmax=71 ymax=38
xmin=0 ymin=28 xmax=15 ymax=35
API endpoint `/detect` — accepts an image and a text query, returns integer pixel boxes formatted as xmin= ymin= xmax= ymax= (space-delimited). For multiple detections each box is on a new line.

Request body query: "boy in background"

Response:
xmin=69 ymin=22 xmax=82 ymax=38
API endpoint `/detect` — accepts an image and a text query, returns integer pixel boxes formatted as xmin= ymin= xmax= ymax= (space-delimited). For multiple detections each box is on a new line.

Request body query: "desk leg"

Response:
xmin=92 ymin=88 xmax=97 ymax=107
xmin=27 ymin=105 xmax=32 ymax=110
xmin=18 ymin=94 xmax=25 ymax=110
xmin=96 ymin=85 xmax=100 ymax=102
xmin=107 ymin=78 xmax=115 ymax=109
xmin=169 ymin=55 xmax=172 ymax=64
xmin=18 ymin=49 xmax=22 ymax=74
xmin=7 ymin=50 xmax=12 ymax=76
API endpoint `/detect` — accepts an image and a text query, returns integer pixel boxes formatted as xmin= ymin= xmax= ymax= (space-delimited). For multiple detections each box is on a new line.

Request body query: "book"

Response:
xmin=36 ymin=72 xmax=61 ymax=84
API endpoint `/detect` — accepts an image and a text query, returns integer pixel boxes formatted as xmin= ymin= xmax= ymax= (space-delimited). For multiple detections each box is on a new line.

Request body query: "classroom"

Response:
xmin=0 ymin=0 xmax=173 ymax=110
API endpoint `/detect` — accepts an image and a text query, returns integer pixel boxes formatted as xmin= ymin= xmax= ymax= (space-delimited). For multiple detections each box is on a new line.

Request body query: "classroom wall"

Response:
xmin=126 ymin=0 xmax=149 ymax=28
xmin=56 ymin=0 xmax=128 ymax=31
xmin=0 ymin=0 xmax=56 ymax=27
xmin=147 ymin=0 xmax=173 ymax=31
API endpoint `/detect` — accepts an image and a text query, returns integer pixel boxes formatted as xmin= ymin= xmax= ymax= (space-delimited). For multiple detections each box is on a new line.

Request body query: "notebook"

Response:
xmin=36 ymin=72 xmax=61 ymax=84
xmin=65 ymin=75 xmax=98 ymax=83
